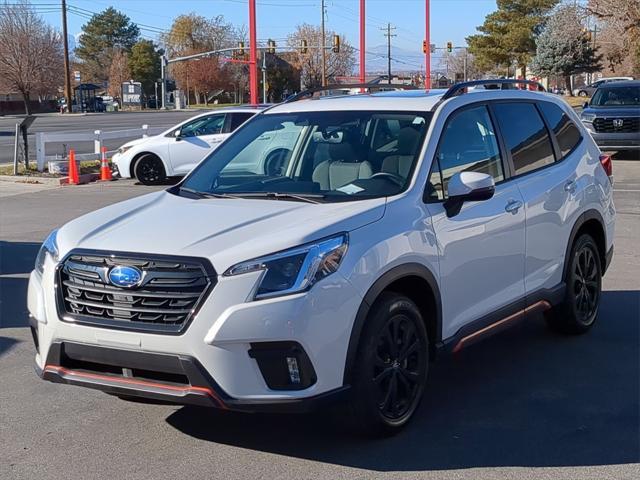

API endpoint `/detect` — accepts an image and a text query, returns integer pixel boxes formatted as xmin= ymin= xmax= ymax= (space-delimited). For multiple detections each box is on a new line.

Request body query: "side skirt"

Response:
xmin=437 ymin=283 xmax=566 ymax=354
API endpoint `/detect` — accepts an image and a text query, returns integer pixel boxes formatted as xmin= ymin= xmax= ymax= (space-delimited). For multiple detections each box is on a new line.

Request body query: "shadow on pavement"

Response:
xmin=0 ymin=241 xmax=40 ymax=329
xmin=167 ymin=289 xmax=639 ymax=471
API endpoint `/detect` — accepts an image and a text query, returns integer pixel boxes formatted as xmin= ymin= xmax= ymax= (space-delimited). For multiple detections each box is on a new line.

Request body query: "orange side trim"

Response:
xmin=44 ymin=365 xmax=227 ymax=409
xmin=452 ymin=300 xmax=551 ymax=353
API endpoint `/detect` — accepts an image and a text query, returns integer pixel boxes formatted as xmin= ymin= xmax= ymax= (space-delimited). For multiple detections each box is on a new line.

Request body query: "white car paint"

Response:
xmin=29 ymin=88 xmax=615 ymax=411
xmin=112 ymin=106 xmax=264 ymax=179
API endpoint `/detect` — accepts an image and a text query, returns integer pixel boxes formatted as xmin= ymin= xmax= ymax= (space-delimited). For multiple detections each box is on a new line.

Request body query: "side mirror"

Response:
xmin=444 ymin=172 xmax=495 ymax=217
xmin=583 ymin=101 xmax=589 ymax=109
xmin=173 ymin=129 xmax=182 ymax=141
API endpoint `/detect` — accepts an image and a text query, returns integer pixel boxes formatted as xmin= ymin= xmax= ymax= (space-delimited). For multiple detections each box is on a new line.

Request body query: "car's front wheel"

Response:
xmin=578 ymin=90 xmax=588 ymax=97
xmin=134 ymin=154 xmax=166 ymax=185
xmin=546 ymin=234 xmax=602 ymax=334
xmin=349 ymin=293 xmax=429 ymax=436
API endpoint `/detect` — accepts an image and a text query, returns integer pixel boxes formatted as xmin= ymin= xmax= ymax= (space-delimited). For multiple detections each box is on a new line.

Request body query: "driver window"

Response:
xmin=427 ymin=105 xmax=503 ymax=201
xmin=179 ymin=115 xmax=225 ymax=137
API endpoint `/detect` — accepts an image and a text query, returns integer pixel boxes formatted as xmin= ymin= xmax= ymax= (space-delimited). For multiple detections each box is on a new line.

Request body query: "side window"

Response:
xmin=493 ymin=103 xmax=555 ymax=176
xmin=179 ymin=115 xmax=225 ymax=137
xmin=538 ymin=102 xmax=582 ymax=158
xmin=427 ymin=105 xmax=504 ymax=201
xmin=229 ymin=112 xmax=255 ymax=132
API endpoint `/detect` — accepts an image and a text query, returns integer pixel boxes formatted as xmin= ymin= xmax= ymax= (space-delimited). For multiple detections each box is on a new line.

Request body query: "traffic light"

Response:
xmin=422 ymin=40 xmax=427 ymax=54
xmin=300 ymin=39 xmax=308 ymax=54
xmin=446 ymin=41 xmax=452 ymax=53
xmin=237 ymin=41 xmax=245 ymax=56
xmin=332 ymin=34 xmax=340 ymax=53
xmin=267 ymin=39 xmax=276 ymax=54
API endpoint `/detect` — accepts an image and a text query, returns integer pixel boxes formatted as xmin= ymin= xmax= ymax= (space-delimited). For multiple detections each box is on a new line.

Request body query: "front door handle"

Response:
xmin=505 ymin=199 xmax=523 ymax=214
xmin=564 ymin=180 xmax=577 ymax=193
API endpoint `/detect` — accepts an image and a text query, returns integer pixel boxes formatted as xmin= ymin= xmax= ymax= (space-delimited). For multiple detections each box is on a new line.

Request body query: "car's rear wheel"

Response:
xmin=578 ymin=90 xmax=588 ymax=97
xmin=349 ymin=293 xmax=428 ymax=436
xmin=134 ymin=154 xmax=166 ymax=185
xmin=546 ymin=234 xmax=602 ymax=334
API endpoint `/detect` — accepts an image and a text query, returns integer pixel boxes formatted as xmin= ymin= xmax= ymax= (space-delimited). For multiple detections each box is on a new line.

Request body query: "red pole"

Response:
xmin=249 ymin=0 xmax=258 ymax=105
xmin=359 ymin=0 xmax=366 ymax=85
xmin=425 ymin=0 xmax=430 ymax=89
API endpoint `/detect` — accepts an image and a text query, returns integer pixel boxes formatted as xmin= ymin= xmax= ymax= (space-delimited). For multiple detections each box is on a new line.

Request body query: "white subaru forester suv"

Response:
xmin=29 ymin=80 xmax=615 ymax=436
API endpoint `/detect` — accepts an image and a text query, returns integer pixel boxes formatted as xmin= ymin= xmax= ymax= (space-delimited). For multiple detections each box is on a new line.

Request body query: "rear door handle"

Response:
xmin=505 ymin=199 xmax=523 ymax=214
xmin=564 ymin=180 xmax=577 ymax=193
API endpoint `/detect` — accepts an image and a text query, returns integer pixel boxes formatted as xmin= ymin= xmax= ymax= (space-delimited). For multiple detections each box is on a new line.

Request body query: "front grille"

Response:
xmin=593 ymin=117 xmax=640 ymax=133
xmin=57 ymin=251 xmax=215 ymax=333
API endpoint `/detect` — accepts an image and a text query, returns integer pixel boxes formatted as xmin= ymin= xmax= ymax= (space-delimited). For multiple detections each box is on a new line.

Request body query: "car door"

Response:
xmin=168 ymin=113 xmax=226 ymax=175
xmin=425 ymin=104 xmax=526 ymax=338
xmin=492 ymin=101 xmax=584 ymax=296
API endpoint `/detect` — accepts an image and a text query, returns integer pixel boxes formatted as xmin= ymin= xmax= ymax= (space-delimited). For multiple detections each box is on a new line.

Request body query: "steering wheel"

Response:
xmin=370 ymin=172 xmax=405 ymax=187
xmin=263 ymin=148 xmax=292 ymax=176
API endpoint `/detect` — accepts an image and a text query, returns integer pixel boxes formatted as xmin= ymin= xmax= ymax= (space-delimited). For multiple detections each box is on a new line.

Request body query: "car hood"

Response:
xmin=120 ymin=137 xmax=151 ymax=150
xmin=56 ymin=190 xmax=386 ymax=272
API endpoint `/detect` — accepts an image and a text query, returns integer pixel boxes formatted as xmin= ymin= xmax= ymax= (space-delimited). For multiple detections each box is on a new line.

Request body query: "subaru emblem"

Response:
xmin=108 ymin=265 xmax=143 ymax=288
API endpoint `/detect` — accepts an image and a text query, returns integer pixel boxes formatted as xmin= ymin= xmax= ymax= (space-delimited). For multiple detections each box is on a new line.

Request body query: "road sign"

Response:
xmin=74 ymin=71 xmax=81 ymax=82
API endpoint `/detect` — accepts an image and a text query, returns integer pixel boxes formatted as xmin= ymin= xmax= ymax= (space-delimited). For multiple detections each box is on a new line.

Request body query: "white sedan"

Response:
xmin=112 ymin=106 xmax=265 ymax=185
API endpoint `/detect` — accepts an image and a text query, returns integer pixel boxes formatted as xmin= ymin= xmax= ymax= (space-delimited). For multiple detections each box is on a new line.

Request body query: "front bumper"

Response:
xmin=111 ymin=152 xmax=132 ymax=178
xmin=588 ymin=131 xmax=640 ymax=150
xmin=28 ymin=257 xmax=363 ymax=410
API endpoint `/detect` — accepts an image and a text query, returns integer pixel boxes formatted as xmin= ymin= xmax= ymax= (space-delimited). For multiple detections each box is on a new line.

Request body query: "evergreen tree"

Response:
xmin=75 ymin=7 xmax=139 ymax=84
xmin=129 ymin=40 xmax=162 ymax=96
xmin=467 ymin=0 xmax=558 ymax=75
xmin=532 ymin=4 xmax=602 ymax=95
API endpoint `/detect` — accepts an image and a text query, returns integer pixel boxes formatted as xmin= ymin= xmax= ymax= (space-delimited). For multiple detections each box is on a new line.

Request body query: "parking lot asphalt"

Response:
xmin=0 ymin=161 xmax=639 ymax=480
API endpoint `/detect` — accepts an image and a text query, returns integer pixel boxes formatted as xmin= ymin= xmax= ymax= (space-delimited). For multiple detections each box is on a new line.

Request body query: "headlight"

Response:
xmin=581 ymin=113 xmax=596 ymax=123
xmin=118 ymin=145 xmax=134 ymax=155
xmin=34 ymin=229 xmax=59 ymax=276
xmin=224 ymin=234 xmax=348 ymax=300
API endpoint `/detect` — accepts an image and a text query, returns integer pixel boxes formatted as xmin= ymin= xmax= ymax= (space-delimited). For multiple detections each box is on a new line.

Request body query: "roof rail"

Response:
xmin=440 ymin=79 xmax=546 ymax=101
xmin=284 ymin=83 xmax=417 ymax=103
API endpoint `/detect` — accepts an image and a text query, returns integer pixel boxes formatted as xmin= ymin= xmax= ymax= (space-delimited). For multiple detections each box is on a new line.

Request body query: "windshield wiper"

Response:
xmin=179 ymin=187 xmax=243 ymax=200
xmin=232 ymin=192 xmax=325 ymax=204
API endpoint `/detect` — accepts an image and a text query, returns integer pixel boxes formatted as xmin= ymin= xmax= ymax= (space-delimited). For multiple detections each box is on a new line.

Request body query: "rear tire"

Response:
xmin=578 ymin=90 xmax=588 ymax=97
xmin=348 ymin=293 xmax=429 ymax=437
xmin=134 ymin=154 xmax=166 ymax=185
xmin=545 ymin=234 xmax=602 ymax=334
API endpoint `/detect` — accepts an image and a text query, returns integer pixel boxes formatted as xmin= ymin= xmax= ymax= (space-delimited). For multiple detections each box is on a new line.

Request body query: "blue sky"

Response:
xmin=34 ymin=0 xmax=497 ymax=72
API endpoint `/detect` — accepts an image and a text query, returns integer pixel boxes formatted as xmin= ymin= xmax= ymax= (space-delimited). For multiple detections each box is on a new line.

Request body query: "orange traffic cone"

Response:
xmin=100 ymin=146 xmax=112 ymax=181
xmin=68 ymin=149 xmax=79 ymax=185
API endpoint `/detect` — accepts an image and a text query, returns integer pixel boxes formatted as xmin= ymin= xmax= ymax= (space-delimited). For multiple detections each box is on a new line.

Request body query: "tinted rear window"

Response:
xmin=493 ymin=103 xmax=555 ymax=176
xmin=538 ymin=102 xmax=582 ymax=158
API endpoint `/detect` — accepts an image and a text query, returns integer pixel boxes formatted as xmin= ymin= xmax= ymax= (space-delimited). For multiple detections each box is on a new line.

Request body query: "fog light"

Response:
xmin=286 ymin=356 xmax=301 ymax=384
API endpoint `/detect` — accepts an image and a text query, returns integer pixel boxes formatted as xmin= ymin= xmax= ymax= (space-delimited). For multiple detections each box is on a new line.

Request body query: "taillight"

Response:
xmin=599 ymin=153 xmax=612 ymax=178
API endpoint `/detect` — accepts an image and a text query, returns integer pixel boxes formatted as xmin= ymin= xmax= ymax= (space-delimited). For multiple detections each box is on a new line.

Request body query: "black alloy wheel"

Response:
xmin=135 ymin=154 xmax=166 ymax=185
xmin=374 ymin=313 xmax=426 ymax=420
xmin=349 ymin=293 xmax=429 ymax=436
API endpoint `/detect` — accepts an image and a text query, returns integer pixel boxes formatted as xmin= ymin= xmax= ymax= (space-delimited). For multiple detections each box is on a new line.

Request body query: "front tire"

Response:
xmin=134 ymin=154 xmax=166 ymax=185
xmin=546 ymin=234 xmax=602 ymax=334
xmin=578 ymin=90 xmax=588 ymax=97
xmin=349 ymin=293 xmax=428 ymax=436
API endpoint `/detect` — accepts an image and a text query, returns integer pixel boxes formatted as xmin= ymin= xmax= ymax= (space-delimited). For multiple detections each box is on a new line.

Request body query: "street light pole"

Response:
xmin=359 ymin=0 xmax=365 ymax=85
xmin=249 ymin=0 xmax=258 ymax=104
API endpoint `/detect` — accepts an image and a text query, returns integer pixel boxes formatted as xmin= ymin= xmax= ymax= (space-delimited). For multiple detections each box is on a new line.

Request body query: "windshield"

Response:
xmin=590 ymin=86 xmax=640 ymax=107
xmin=180 ymin=110 xmax=431 ymax=202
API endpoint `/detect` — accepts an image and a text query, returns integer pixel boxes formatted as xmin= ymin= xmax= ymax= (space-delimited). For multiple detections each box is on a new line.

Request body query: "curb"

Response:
xmin=0 ymin=173 xmax=100 ymax=185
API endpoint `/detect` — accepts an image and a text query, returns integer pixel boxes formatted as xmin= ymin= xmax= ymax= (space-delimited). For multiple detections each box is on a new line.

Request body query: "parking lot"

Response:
xmin=1 ymin=159 xmax=639 ymax=480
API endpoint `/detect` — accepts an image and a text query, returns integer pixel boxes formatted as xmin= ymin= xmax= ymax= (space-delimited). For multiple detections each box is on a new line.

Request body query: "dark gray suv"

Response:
xmin=580 ymin=81 xmax=640 ymax=152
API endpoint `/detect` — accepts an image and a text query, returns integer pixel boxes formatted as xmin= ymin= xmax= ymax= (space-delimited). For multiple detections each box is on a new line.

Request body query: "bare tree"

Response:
xmin=107 ymin=49 xmax=131 ymax=99
xmin=287 ymin=24 xmax=355 ymax=88
xmin=0 ymin=1 xmax=63 ymax=114
xmin=439 ymin=49 xmax=481 ymax=81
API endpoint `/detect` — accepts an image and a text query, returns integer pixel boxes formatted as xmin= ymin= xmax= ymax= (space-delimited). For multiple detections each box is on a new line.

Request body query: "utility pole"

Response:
xmin=249 ymin=0 xmax=258 ymax=104
xmin=321 ymin=0 xmax=327 ymax=87
xmin=262 ymin=50 xmax=267 ymax=103
xmin=381 ymin=23 xmax=396 ymax=85
xmin=61 ymin=0 xmax=72 ymax=113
